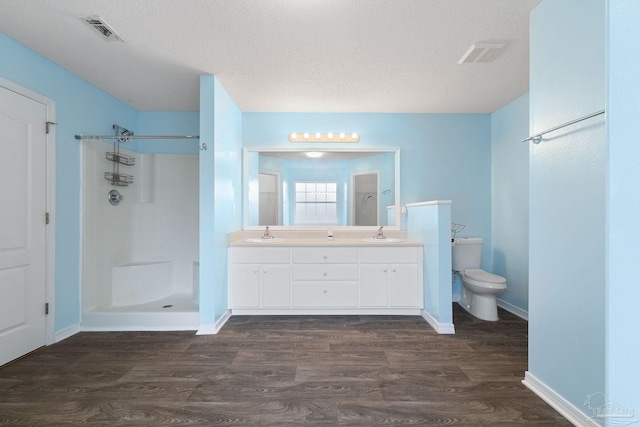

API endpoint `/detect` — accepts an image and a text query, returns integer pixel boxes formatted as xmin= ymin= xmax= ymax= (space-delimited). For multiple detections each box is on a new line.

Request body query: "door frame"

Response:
xmin=258 ymin=171 xmax=282 ymax=225
xmin=350 ymin=171 xmax=380 ymax=226
xmin=1 ymin=76 xmax=56 ymax=346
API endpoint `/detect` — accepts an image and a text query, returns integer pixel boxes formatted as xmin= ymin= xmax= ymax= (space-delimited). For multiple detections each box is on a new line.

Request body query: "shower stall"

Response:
xmin=80 ymin=131 xmax=199 ymax=330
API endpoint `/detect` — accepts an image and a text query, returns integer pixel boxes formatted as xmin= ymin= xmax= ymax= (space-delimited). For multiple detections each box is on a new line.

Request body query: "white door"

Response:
xmin=0 ymin=86 xmax=47 ymax=366
xmin=258 ymin=173 xmax=279 ymax=226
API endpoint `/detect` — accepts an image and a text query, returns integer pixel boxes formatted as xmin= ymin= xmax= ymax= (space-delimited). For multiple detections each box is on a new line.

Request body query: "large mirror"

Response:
xmin=243 ymin=148 xmax=400 ymax=230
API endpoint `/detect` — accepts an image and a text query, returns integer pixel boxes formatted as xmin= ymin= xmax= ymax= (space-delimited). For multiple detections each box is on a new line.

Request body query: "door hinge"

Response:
xmin=45 ymin=212 xmax=50 ymax=224
xmin=45 ymin=121 xmax=57 ymax=134
xmin=45 ymin=303 xmax=49 ymax=315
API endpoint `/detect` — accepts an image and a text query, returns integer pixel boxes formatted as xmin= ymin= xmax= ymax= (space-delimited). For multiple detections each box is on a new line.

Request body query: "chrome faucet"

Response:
xmin=261 ymin=226 xmax=274 ymax=239
xmin=374 ymin=226 xmax=385 ymax=239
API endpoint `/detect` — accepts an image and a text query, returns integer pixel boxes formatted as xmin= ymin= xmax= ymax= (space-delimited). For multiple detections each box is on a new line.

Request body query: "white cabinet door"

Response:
xmin=230 ymin=264 xmax=260 ymax=308
xmin=389 ymin=264 xmax=420 ymax=307
xmin=230 ymin=264 xmax=290 ymax=308
xmin=359 ymin=265 xmax=388 ymax=307
xmin=261 ymin=265 xmax=291 ymax=308
xmin=0 ymin=86 xmax=47 ymax=366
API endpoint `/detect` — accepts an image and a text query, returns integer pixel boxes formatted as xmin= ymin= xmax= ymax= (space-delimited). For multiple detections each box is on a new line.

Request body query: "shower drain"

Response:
xmin=162 ymin=304 xmax=173 ymax=309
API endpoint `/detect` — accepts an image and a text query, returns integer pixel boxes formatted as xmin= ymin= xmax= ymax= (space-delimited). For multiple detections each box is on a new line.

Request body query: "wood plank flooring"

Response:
xmin=0 ymin=305 xmax=571 ymax=426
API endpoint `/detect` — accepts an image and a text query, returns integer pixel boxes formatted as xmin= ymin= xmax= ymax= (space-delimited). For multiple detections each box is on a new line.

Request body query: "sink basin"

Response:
xmin=362 ymin=237 xmax=403 ymax=243
xmin=244 ymin=237 xmax=285 ymax=243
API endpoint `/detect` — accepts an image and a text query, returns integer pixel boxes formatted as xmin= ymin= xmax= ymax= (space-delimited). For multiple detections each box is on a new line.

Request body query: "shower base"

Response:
xmin=82 ymin=294 xmax=199 ymax=331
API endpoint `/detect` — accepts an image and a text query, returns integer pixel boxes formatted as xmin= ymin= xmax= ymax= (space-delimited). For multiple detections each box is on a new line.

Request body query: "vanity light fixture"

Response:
xmin=289 ymin=132 xmax=359 ymax=143
xmin=306 ymin=152 xmax=323 ymax=158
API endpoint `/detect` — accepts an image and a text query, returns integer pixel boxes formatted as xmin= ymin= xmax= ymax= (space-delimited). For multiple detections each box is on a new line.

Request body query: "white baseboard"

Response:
xmin=197 ymin=309 xmax=232 ymax=335
xmin=54 ymin=323 xmax=80 ymax=343
xmin=421 ymin=309 xmax=455 ymax=334
xmin=522 ymin=372 xmax=599 ymax=427
xmin=497 ymin=298 xmax=529 ymax=321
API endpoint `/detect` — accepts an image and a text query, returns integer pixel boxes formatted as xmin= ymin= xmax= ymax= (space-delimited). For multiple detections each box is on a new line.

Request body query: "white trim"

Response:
xmin=522 ymin=371 xmax=599 ymax=427
xmin=45 ymin=100 xmax=56 ymax=346
xmin=497 ymin=298 xmax=529 ymax=321
xmin=258 ymin=171 xmax=282 ymax=225
xmin=0 ymin=77 xmax=56 ymax=346
xmin=54 ymin=323 xmax=80 ymax=343
xmin=351 ymin=170 xmax=380 ymax=226
xmin=421 ymin=309 xmax=456 ymax=334
xmin=197 ymin=309 xmax=232 ymax=335
xmin=232 ymin=308 xmax=422 ymax=316
xmin=405 ymin=200 xmax=452 ymax=207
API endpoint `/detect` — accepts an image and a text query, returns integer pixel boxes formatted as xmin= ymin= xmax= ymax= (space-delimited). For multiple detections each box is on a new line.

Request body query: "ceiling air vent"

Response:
xmin=458 ymin=43 xmax=505 ymax=64
xmin=83 ymin=16 xmax=124 ymax=42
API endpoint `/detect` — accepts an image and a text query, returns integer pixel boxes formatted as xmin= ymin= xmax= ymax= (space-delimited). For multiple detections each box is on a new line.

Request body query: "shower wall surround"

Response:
xmin=81 ymin=140 xmax=199 ymax=329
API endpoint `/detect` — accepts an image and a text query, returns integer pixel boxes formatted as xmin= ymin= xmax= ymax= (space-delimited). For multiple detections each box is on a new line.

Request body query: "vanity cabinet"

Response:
xmin=228 ymin=245 xmax=423 ymax=314
xmin=229 ymin=248 xmax=290 ymax=308
xmin=291 ymin=247 xmax=359 ymax=307
xmin=359 ymin=247 xmax=421 ymax=308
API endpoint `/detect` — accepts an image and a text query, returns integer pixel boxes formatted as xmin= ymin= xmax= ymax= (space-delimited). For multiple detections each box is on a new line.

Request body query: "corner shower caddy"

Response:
xmin=105 ymin=124 xmax=135 ymax=186
xmin=75 ymin=124 xmax=201 ymax=187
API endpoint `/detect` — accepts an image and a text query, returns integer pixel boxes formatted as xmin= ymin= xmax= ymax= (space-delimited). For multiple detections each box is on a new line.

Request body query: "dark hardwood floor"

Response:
xmin=0 ymin=305 xmax=571 ymax=426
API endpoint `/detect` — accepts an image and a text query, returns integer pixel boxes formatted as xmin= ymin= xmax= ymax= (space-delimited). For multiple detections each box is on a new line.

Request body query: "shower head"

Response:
xmin=113 ymin=124 xmax=134 ymax=139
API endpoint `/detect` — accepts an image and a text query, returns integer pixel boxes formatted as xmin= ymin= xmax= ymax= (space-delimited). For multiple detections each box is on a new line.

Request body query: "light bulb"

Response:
xmin=339 ymin=133 xmax=346 ymax=139
xmin=291 ymin=133 xmax=298 ymax=139
xmin=303 ymin=133 xmax=309 ymax=139
xmin=328 ymin=133 xmax=334 ymax=139
xmin=351 ymin=133 xmax=358 ymax=139
xmin=315 ymin=133 xmax=321 ymax=139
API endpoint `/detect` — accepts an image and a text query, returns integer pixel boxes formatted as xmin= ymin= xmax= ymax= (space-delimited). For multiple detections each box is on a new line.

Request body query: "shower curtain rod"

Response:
xmin=522 ymin=109 xmax=605 ymax=144
xmin=75 ymin=134 xmax=199 ymax=140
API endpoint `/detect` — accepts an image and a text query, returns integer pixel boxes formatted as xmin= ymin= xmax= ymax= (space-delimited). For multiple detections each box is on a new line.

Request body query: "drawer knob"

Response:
xmin=323 ymin=272 xmax=327 ymax=276
xmin=323 ymin=255 xmax=327 ymax=260
xmin=323 ymin=290 xmax=328 ymax=294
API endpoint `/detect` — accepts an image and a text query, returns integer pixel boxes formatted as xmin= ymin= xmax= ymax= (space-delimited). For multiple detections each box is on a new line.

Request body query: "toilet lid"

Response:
xmin=464 ymin=269 xmax=506 ymax=284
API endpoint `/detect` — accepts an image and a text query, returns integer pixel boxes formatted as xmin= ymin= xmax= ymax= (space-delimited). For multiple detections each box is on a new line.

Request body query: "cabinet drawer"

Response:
xmin=359 ymin=247 xmax=419 ymax=263
xmin=292 ymin=248 xmax=358 ymax=264
xmin=292 ymin=264 xmax=358 ymax=281
xmin=230 ymin=247 xmax=290 ymax=263
xmin=292 ymin=282 xmax=358 ymax=307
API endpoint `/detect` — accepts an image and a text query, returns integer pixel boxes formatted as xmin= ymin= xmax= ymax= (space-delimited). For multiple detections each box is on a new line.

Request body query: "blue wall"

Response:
xmin=606 ymin=0 xmax=640 ymax=411
xmin=0 ymin=33 xmax=199 ymax=334
xmin=212 ymin=77 xmax=242 ymax=323
xmin=199 ymin=75 xmax=242 ymax=330
xmin=242 ymin=113 xmax=492 ymax=251
xmin=199 ymin=75 xmax=216 ymax=328
xmin=490 ymin=94 xmax=529 ymax=315
xmin=406 ymin=201 xmax=453 ymax=332
xmin=0 ymin=33 xmax=139 ymax=333
xmin=136 ymin=111 xmax=199 ymax=154
xmin=527 ymin=0 xmax=606 ymax=416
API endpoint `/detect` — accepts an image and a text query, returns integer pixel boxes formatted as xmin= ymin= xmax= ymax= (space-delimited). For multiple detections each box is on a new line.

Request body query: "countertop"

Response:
xmin=229 ymin=235 xmax=423 ymax=247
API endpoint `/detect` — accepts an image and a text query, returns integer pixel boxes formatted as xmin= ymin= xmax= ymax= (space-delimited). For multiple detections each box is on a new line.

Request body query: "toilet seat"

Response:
xmin=463 ymin=269 xmax=506 ymax=285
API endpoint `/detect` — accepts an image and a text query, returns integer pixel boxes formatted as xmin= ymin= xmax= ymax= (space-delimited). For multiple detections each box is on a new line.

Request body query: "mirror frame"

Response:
xmin=243 ymin=147 xmax=401 ymax=231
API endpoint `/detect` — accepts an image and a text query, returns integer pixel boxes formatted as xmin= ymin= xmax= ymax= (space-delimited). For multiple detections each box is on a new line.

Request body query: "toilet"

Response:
xmin=452 ymin=237 xmax=506 ymax=321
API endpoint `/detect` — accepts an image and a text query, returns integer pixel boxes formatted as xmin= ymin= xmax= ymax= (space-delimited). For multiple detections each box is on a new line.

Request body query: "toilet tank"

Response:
xmin=452 ymin=237 xmax=483 ymax=272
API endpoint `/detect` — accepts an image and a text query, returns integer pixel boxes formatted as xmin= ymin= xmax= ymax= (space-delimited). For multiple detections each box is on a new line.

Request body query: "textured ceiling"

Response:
xmin=0 ymin=0 xmax=540 ymax=113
